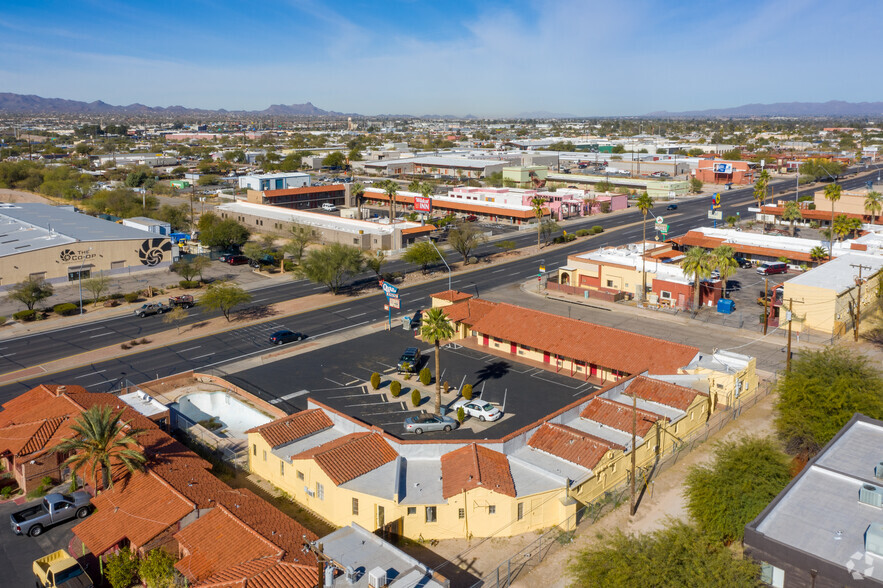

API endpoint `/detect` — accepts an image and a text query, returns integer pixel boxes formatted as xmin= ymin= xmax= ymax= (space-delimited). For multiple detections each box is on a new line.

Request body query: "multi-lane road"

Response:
xmin=0 ymin=170 xmax=874 ymax=403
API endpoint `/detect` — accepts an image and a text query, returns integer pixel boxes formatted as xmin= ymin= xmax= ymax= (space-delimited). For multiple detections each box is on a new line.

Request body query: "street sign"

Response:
xmin=707 ymin=210 xmax=723 ymax=220
xmin=379 ymin=280 xmax=399 ymax=296
xmin=386 ymin=292 xmax=399 ymax=301
xmin=539 ymin=265 xmax=546 ymax=273
xmin=414 ymin=196 xmax=432 ymax=213
xmin=656 ymin=216 xmax=664 ymax=224
xmin=388 ymin=297 xmax=401 ymax=309
xmin=655 ymin=224 xmax=669 ymax=232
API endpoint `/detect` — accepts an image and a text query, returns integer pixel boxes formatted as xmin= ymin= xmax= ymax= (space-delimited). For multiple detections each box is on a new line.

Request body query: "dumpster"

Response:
xmin=402 ymin=316 xmax=412 ymax=330
xmin=717 ymin=298 xmax=735 ymax=314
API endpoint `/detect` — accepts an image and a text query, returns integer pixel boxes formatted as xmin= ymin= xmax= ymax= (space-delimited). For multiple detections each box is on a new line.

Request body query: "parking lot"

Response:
xmin=0 ymin=496 xmax=92 ymax=586
xmin=228 ymin=327 xmax=599 ymax=440
xmin=720 ymin=264 xmax=791 ymax=318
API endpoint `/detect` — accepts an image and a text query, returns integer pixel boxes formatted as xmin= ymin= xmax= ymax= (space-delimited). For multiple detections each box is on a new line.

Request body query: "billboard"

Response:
xmin=712 ymin=163 xmax=733 ymax=174
xmin=414 ymin=196 xmax=432 ymax=213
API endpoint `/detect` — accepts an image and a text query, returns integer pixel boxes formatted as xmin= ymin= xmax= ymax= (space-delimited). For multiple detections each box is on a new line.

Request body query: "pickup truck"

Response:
xmin=168 ymin=294 xmax=195 ymax=309
xmin=134 ymin=302 xmax=169 ymax=317
xmin=34 ymin=549 xmax=93 ymax=588
xmin=11 ymin=492 xmax=92 ymax=536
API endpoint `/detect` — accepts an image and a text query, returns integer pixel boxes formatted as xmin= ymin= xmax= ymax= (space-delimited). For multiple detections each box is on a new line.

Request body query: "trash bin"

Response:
xmin=402 ymin=316 xmax=412 ymax=330
xmin=717 ymin=299 xmax=735 ymax=314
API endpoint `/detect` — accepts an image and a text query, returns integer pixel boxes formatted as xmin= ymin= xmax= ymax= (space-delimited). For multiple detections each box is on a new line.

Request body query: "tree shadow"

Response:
xmin=233 ymin=306 xmax=279 ymax=321
xmin=182 ymin=320 xmax=210 ymax=333
xmin=474 ymin=361 xmax=510 ymax=386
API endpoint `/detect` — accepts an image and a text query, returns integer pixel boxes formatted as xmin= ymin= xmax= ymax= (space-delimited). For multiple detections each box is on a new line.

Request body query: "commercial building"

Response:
xmin=246 ymin=184 xmax=346 ymax=210
xmin=546 ymin=173 xmax=690 ymax=200
xmin=247 ymin=294 xmax=758 ymax=541
xmin=238 ymin=172 xmax=311 ymax=191
xmin=745 ymin=414 xmax=883 ymax=587
xmin=94 ymin=153 xmax=178 ymax=167
xmin=122 ymin=216 xmax=171 ymax=236
xmin=364 ymin=155 xmax=507 ymax=178
xmin=695 ymin=159 xmax=756 ymax=185
xmin=555 ymin=242 xmax=722 ymax=309
xmin=216 ymin=201 xmax=432 ymax=250
xmin=0 ymin=203 xmax=173 ymax=291
xmin=760 ymin=187 xmax=883 ymax=228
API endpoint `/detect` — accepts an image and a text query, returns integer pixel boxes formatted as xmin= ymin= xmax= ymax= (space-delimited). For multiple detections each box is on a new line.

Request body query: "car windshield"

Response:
xmin=54 ymin=565 xmax=84 ymax=583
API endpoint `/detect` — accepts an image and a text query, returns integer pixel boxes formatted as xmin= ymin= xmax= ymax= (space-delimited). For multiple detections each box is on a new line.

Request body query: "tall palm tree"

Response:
xmin=635 ymin=192 xmax=654 ymax=301
xmin=864 ymin=190 xmax=882 ymax=225
xmin=810 ymin=245 xmax=828 ymax=265
xmin=781 ymin=201 xmax=803 ymax=236
xmin=351 ymin=182 xmax=365 ymax=220
xmin=531 ymin=197 xmax=547 ymax=250
xmin=753 ymin=170 xmax=770 ymax=233
xmin=681 ymin=246 xmax=712 ymax=311
xmin=824 ymin=183 xmax=842 ymax=258
xmin=383 ymin=180 xmax=398 ymax=224
xmin=53 ymin=405 xmax=146 ymax=491
xmin=832 ymin=214 xmax=851 ymax=242
xmin=711 ymin=245 xmax=738 ymax=299
xmin=420 ymin=307 xmax=455 ymax=415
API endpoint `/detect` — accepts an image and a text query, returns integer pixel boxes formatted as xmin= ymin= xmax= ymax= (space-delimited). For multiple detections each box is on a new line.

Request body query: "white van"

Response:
xmin=321 ymin=203 xmax=338 ymax=212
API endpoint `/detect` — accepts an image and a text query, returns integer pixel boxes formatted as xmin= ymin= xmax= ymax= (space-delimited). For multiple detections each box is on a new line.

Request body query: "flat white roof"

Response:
xmin=786 ymin=253 xmax=883 ymax=292
xmin=240 ymin=172 xmax=309 ymax=180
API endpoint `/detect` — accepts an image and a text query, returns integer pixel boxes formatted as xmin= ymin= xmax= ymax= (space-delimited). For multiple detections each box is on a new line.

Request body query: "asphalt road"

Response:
xmin=0 ymin=169 xmax=873 ymax=403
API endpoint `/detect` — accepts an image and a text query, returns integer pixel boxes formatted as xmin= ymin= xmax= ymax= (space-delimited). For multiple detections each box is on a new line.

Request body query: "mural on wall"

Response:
xmin=139 ymin=239 xmax=172 ymax=266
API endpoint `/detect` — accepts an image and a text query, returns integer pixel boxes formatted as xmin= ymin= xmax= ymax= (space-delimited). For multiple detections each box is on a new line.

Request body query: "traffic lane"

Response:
xmin=0 ymin=497 xmax=89 ymax=587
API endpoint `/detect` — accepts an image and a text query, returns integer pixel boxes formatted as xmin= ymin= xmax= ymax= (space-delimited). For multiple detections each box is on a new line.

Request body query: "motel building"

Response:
xmin=246 ymin=294 xmax=758 ymax=541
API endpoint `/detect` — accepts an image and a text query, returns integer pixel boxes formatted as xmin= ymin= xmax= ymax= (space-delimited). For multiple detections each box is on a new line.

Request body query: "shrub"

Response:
xmin=139 ymin=549 xmax=176 ymax=588
xmin=0 ymin=316 xmax=6 ymax=326
xmin=443 ymin=381 xmax=449 ymax=394
xmin=13 ymin=309 xmax=36 ymax=321
xmin=457 ymin=407 xmax=466 ymax=422
xmin=591 ymin=225 xmax=604 ymax=234
xmin=600 ymin=202 xmax=612 ymax=213
xmin=777 ymin=256 xmax=789 ymax=263
xmin=390 ymin=381 xmax=402 ymax=397
xmin=419 ymin=367 xmax=431 ymax=386
xmin=120 ymin=343 xmax=131 ymax=350
xmin=179 ymin=280 xmax=200 ymax=289
xmin=467 ymin=256 xmax=478 ymax=265
xmin=0 ymin=485 xmax=14 ymax=499
xmin=410 ymin=389 xmax=421 ymax=407
xmin=370 ymin=372 xmax=381 ymax=390
xmin=462 ymin=384 xmax=473 ymax=400
xmin=53 ymin=303 xmax=79 ymax=316
xmin=575 ymin=229 xmax=589 ymax=237
xmin=110 ymin=292 xmax=125 ymax=299
xmin=124 ymin=292 xmax=140 ymax=303
xmin=105 ymin=546 xmax=140 ymax=588
xmin=495 ymin=240 xmax=517 ymax=252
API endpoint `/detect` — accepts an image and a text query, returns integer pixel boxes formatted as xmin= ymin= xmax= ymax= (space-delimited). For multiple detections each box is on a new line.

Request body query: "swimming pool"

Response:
xmin=175 ymin=391 xmax=273 ymax=438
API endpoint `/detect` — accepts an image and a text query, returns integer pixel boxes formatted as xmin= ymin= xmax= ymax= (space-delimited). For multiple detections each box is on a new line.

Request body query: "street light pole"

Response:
xmin=428 ymin=239 xmax=451 ymax=291
xmin=78 ymin=265 xmax=84 ymax=315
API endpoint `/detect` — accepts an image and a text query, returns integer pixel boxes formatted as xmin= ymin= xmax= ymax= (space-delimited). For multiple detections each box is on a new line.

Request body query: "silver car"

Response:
xmin=403 ymin=413 xmax=459 ymax=434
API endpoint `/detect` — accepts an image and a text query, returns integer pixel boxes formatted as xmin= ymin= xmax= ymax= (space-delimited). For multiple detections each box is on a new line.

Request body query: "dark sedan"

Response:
xmin=269 ymin=330 xmax=306 ymax=345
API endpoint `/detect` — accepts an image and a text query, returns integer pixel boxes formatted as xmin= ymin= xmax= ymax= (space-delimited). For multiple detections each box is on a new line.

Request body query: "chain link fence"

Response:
xmin=471 ymin=381 xmax=776 ymax=588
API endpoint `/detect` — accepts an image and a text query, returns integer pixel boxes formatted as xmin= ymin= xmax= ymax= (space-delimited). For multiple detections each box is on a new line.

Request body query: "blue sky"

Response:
xmin=1 ymin=0 xmax=880 ymax=117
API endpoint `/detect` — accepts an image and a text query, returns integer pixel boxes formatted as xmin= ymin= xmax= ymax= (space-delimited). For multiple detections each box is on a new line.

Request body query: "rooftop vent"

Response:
xmin=867 ymin=522 xmax=883 ymax=558
xmin=875 ymin=462 xmax=883 ymax=480
xmin=859 ymin=483 xmax=883 ymax=508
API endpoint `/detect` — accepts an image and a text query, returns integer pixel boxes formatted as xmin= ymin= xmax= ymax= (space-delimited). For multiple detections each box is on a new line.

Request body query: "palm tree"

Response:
xmin=711 ymin=245 xmax=738 ymax=299
xmin=810 ymin=245 xmax=828 ymax=265
xmin=824 ymin=183 xmax=842 ymax=258
xmin=781 ymin=201 xmax=803 ymax=236
xmin=383 ymin=180 xmax=398 ymax=224
xmin=531 ymin=197 xmax=547 ymax=250
xmin=681 ymin=247 xmax=712 ymax=311
xmin=635 ymin=192 xmax=654 ymax=301
xmin=753 ymin=170 xmax=770 ymax=233
xmin=53 ymin=405 xmax=146 ymax=491
xmin=351 ymin=182 xmax=365 ymax=219
xmin=832 ymin=214 xmax=851 ymax=242
xmin=864 ymin=190 xmax=882 ymax=225
xmin=420 ymin=307 xmax=455 ymax=415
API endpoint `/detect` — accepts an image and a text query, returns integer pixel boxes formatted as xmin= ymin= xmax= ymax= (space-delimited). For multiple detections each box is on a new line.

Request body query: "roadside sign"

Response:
xmin=414 ymin=196 xmax=432 ymax=213
xmin=389 ymin=297 xmax=401 ymax=309
xmin=655 ymin=224 xmax=669 ymax=232
xmin=711 ymin=193 xmax=721 ymax=208
xmin=386 ymin=292 xmax=399 ymax=301
xmin=655 ymin=216 xmax=664 ymax=224
xmin=539 ymin=265 xmax=546 ymax=273
xmin=707 ymin=210 xmax=723 ymax=220
xmin=379 ymin=280 xmax=399 ymax=296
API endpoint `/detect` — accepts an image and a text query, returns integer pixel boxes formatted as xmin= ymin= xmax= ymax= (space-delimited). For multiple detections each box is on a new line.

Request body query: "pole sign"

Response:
xmin=379 ymin=280 xmax=399 ymax=296
xmin=389 ymin=297 xmax=401 ymax=309
xmin=711 ymin=192 xmax=721 ymax=209
xmin=414 ymin=196 xmax=432 ymax=213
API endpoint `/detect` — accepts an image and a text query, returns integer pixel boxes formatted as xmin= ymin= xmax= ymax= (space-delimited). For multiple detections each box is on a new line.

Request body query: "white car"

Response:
xmin=321 ymin=203 xmax=338 ymax=211
xmin=453 ymin=399 xmax=503 ymax=422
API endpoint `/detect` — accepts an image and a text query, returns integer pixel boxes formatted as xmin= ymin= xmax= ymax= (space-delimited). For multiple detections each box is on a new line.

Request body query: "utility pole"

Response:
xmin=851 ymin=263 xmax=872 ymax=341
xmin=630 ymin=392 xmax=637 ymax=516
xmin=190 ymin=181 xmax=196 ymax=235
xmin=763 ymin=276 xmax=769 ymax=335
xmin=786 ymin=298 xmax=794 ymax=372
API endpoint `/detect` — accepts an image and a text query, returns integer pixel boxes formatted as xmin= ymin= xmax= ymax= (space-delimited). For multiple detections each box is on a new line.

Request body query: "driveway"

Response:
xmin=0 ymin=496 xmax=91 ymax=586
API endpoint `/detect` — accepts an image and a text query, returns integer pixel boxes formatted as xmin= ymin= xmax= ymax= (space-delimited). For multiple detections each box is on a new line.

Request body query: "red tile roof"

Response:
xmin=625 ymin=376 xmax=706 ymax=411
xmin=246 ymin=410 xmax=333 ymax=449
xmin=445 ymin=300 xmax=699 ymax=375
xmin=580 ymin=398 xmax=666 ymax=437
xmin=291 ymin=433 xmax=397 ymax=485
xmin=74 ymin=470 xmax=195 ymax=555
xmin=431 ymin=290 xmax=474 ymax=303
xmin=528 ymin=423 xmax=624 ymax=470
xmin=440 ymin=443 xmax=515 ymax=499
xmin=194 ymin=558 xmax=318 ymax=588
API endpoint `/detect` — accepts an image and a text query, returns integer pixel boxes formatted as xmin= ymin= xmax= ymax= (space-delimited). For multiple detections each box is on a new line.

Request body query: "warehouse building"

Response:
xmin=238 ymin=172 xmax=311 ymax=191
xmin=364 ymin=155 xmax=507 ymax=178
xmin=246 ymin=184 xmax=346 ymax=210
xmin=0 ymin=203 xmax=173 ymax=291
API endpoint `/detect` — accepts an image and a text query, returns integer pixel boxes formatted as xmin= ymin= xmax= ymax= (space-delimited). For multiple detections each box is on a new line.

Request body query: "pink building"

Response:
xmin=447 ymin=187 xmax=627 ymax=221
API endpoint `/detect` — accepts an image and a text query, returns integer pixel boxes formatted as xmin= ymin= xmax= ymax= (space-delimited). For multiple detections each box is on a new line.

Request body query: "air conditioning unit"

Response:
xmin=859 ymin=483 xmax=883 ymax=508
xmin=367 ymin=567 xmax=386 ymax=588
xmin=875 ymin=461 xmax=883 ymax=480
xmin=305 ymin=487 xmax=315 ymax=497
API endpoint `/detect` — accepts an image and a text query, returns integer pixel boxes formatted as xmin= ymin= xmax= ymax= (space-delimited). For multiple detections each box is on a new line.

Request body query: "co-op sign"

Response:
xmin=414 ymin=196 xmax=432 ymax=213
xmin=58 ymin=248 xmax=97 ymax=263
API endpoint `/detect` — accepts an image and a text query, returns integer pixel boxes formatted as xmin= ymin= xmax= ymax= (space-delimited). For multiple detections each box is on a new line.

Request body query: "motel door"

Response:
xmin=543 ymin=351 xmax=551 ymax=364
xmin=482 ymin=335 xmax=489 ymax=346
xmin=510 ymin=342 xmax=517 ymax=354
xmin=590 ymin=364 xmax=598 ymax=376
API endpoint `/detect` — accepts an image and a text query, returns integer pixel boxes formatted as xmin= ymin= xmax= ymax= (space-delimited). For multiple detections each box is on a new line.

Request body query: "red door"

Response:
xmin=510 ymin=342 xmax=517 ymax=354
xmin=543 ymin=351 xmax=551 ymax=364
xmin=482 ymin=335 xmax=489 ymax=346
xmin=590 ymin=364 xmax=598 ymax=376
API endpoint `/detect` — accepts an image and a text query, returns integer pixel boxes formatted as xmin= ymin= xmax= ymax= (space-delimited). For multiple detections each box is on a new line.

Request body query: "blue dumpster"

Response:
xmin=717 ymin=298 xmax=735 ymax=314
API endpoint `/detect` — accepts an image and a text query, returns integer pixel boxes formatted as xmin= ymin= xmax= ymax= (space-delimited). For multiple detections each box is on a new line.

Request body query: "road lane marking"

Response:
xmin=80 ymin=327 xmax=105 ymax=333
xmin=269 ymin=390 xmax=310 ymax=404
xmin=177 ymin=346 xmax=201 ymax=353
xmin=75 ymin=369 xmax=107 ymax=379
xmin=190 ymin=352 xmax=215 ymax=360
xmin=347 ymin=313 xmax=367 ymax=319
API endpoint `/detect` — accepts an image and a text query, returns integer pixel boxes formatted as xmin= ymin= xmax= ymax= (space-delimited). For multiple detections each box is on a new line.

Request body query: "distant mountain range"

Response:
xmin=0 ymin=93 xmax=349 ymax=117
xmin=646 ymin=100 xmax=883 ymax=118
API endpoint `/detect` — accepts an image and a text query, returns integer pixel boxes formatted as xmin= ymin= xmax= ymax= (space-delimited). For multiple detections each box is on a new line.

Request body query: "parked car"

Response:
xmin=735 ymin=256 xmax=753 ymax=268
xmin=134 ymin=302 xmax=169 ymax=317
xmin=666 ymin=204 xmax=678 ymax=210
xmin=321 ymin=203 xmax=338 ymax=212
xmin=403 ymin=413 xmax=460 ymax=434
xmin=465 ymin=215 xmax=478 ymax=222
xmin=452 ymin=399 xmax=503 ymax=422
xmin=225 ymin=255 xmax=249 ymax=265
xmin=397 ymin=347 xmax=420 ymax=372
xmin=168 ymin=295 xmax=194 ymax=309
xmin=33 ymin=549 xmax=93 ymax=588
xmin=269 ymin=330 xmax=306 ymax=345
xmin=11 ymin=492 xmax=92 ymax=537
xmin=756 ymin=261 xmax=788 ymax=275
